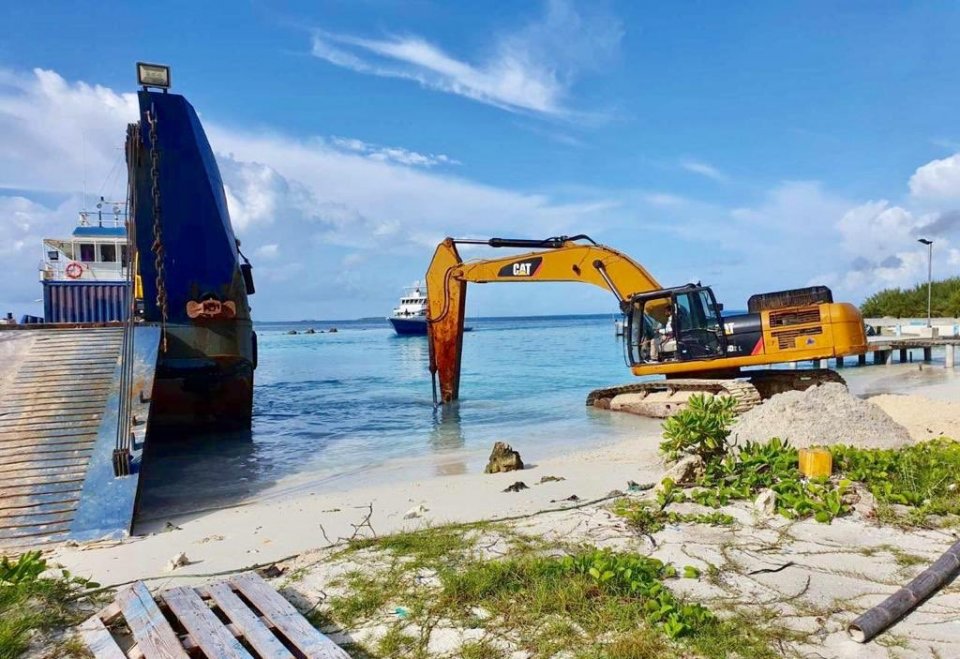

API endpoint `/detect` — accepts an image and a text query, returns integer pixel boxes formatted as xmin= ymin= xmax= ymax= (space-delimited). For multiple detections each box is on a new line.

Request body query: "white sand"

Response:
xmin=50 ymin=433 xmax=669 ymax=587
xmin=868 ymin=394 xmax=960 ymax=442
xmin=49 ymin=369 xmax=960 ymax=589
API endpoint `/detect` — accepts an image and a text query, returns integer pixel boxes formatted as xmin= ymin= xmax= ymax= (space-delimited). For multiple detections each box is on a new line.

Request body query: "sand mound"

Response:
xmin=867 ymin=394 xmax=960 ymax=442
xmin=730 ymin=383 xmax=912 ymax=449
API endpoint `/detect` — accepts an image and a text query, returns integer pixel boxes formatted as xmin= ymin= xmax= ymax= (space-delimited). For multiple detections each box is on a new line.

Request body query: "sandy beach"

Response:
xmin=43 ymin=369 xmax=960 ymax=657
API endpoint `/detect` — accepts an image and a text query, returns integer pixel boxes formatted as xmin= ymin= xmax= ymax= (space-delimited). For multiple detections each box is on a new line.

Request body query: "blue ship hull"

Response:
xmin=389 ymin=317 xmax=427 ymax=335
xmin=129 ymin=89 xmax=255 ymax=429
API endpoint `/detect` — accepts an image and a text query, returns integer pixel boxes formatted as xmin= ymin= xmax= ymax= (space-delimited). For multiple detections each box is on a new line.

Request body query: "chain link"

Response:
xmin=145 ymin=106 xmax=169 ymax=352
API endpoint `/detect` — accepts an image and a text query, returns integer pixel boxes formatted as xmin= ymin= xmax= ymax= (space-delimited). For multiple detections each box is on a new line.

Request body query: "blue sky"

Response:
xmin=2 ymin=1 xmax=959 ymax=320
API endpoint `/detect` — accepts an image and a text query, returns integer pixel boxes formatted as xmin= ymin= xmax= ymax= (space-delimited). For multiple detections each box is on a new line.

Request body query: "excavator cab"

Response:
xmin=625 ymin=285 xmax=726 ymax=365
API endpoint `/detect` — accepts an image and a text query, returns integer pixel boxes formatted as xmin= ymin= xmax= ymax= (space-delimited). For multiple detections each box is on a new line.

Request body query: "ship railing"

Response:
xmin=40 ymin=261 xmax=129 ymax=281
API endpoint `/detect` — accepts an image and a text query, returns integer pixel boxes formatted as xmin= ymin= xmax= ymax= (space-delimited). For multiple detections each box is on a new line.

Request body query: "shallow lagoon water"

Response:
xmin=138 ymin=315 xmax=652 ymax=519
xmin=137 ymin=315 xmax=958 ymax=521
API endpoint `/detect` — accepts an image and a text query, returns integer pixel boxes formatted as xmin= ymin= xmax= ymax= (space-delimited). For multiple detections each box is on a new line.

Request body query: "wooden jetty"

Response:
xmin=810 ymin=337 xmax=960 ymax=369
xmin=80 ymin=572 xmax=350 ymax=658
xmin=0 ymin=325 xmax=161 ymax=549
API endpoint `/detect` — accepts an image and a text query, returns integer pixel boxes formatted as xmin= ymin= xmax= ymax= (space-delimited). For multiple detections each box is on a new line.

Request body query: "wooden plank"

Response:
xmin=0 ymin=510 xmax=74 ymax=529
xmin=160 ymin=587 xmax=252 ymax=659
xmin=0 ymin=464 xmax=88 ymax=480
xmin=0 ymin=451 xmax=90 ymax=478
xmin=117 ymin=582 xmax=189 ymax=659
xmin=0 ymin=499 xmax=77 ymax=523
xmin=0 ymin=428 xmax=99 ymax=442
xmin=0 ymin=480 xmax=83 ymax=497
xmin=0 ymin=437 xmax=96 ymax=452
xmin=0 ymin=501 xmax=77 ymax=521
xmin=0 ymin=472 xmax=87 ymax=489
xmin=0 ymin=453 xmax=91 ymax=469
xmin=0 ymin=405 xmax=104 ymax=419
xmin=0 ymin=421 xmax=102 ymax=435
xmin=79 ymin=614 xmax=127 ymax=659
xmin=0 ymin=490 xmax=80 ymax=511
xmin=0 ymin=402 xmax=103 ymax=414
xmin=0 ymin=521 xmax=71 ymax=540
xmin=205 ymin=582 xmax=294 ymax=659
xmin=229 ymin=573 xmax=350 ymax=658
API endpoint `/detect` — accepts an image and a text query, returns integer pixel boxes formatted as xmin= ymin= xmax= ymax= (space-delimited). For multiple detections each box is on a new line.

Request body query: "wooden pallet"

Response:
xmin=79 ymin=572 xmax=350 ymax=658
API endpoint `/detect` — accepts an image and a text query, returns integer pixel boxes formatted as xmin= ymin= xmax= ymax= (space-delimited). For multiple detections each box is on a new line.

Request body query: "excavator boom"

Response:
xmin=425 ymin=235 xmax=660 ymax=403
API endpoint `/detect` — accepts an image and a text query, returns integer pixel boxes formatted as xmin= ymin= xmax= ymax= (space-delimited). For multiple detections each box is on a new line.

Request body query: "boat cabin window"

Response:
xmin=99 ymin=244 xmax=117 ymax=263
xmin=79 ymin=243 xmax=96 ymax=262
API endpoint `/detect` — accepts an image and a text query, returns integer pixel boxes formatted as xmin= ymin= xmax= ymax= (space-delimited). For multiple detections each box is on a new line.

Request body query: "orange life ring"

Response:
xmin=65 ymin=262 xmax=83 ymax=279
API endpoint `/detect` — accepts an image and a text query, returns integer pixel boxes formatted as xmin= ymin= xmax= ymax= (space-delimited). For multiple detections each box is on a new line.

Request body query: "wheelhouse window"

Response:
xmin=99 ymin=243 xmax=117 ymax=263
xmin=79 ymin=243 xmax=96 ymax=262
xmin=120 ymin=245 xmax=129 ymax=267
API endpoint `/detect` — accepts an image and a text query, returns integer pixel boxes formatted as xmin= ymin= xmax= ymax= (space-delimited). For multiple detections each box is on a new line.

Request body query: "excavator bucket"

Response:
xmin=426 ymin=239 xmax=467 ymax=403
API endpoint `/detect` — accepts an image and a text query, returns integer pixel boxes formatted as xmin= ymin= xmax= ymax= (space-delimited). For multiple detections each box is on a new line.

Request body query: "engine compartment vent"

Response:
xmin=748 ymin=286 xmax=833 ymax=313
xmin=769 ymin=308 xmax=822 ymax=327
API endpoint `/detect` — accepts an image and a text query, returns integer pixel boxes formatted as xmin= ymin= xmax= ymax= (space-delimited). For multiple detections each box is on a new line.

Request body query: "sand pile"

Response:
xmin=730 ymin=383 xmax=912 ymax=449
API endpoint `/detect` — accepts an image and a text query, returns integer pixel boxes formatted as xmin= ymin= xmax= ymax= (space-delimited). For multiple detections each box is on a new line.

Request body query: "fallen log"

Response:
xmin=848 ymin=538 xmax=960 ymax=643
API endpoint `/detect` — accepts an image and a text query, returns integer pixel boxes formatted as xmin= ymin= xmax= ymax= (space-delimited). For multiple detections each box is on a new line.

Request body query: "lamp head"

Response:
xmin=918 ymin=238 xmax=933 ymax=245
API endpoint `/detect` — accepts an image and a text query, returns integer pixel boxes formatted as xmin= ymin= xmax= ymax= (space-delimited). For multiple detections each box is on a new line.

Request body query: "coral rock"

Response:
xmin=657 ymin=455 xmax=705 ymax=489
xmin=485 ymin=442 xmax=524 ymax=473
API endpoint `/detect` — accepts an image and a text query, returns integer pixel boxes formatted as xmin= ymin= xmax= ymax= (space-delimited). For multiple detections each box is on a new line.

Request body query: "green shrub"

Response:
xmin=660 ymin=394 xmax=737 ymax=461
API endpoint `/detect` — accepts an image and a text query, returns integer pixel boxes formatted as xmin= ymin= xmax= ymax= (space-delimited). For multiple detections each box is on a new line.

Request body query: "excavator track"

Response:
xmin=586 ymin=368 xmax=845 ymax=418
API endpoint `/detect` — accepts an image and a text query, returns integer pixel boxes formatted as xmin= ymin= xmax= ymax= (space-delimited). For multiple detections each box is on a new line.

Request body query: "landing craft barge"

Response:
xmin=127 ymin=62 xmax=257 ymax=429
xmin=0 ymin=63 xmax=256 ymax=548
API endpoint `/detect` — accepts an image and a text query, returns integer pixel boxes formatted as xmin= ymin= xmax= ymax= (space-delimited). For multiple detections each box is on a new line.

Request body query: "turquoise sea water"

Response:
xmin=138 ymin=315 xmax=652 ymax=520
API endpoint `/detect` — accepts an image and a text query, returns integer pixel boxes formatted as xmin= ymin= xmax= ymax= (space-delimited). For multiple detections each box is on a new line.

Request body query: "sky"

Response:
xmin=1 ymin=1 xmax=959 ymax=320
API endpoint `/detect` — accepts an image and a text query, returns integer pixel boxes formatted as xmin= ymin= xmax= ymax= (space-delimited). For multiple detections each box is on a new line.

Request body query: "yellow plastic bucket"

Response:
xmin=799 ymin=448 xmax=833 ymax=478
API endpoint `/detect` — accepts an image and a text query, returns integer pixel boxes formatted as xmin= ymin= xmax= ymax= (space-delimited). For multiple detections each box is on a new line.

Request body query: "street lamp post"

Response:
xmin=918 ymin=238 xmax=933 ymax=328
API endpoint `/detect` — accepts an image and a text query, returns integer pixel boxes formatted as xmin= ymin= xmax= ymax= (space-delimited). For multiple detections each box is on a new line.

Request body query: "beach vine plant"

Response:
xmin=650 ymin=394 xmax=960 ymax=528
xmin=652 ymin=395 xmax=852 ymax=524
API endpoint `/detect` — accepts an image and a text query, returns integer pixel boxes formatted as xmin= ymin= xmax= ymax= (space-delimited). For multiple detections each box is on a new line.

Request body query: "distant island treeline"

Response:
xmin=861 ymin=277 xmax=960 ymax=318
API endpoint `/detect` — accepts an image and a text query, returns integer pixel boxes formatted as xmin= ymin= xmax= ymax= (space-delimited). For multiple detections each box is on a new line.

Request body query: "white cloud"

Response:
xmin=643 ymin=192 xmax=687 ymax=207
xmin=909 ymin=153 xmax=960 ymax=202
xmin=0 ymin=67 xmax=137 ymax=194
xmin=255 ymin=244 xmax=279 ymax=259
xmin=310 ymin=0 xmax=622 ymax=116
xmin=329 ymin=137 xmax=458 ymax=167
xmin=0 ymin=66 xmax=622 ymax=318
xmin=680 ymin=160 xmax=727 ymax=182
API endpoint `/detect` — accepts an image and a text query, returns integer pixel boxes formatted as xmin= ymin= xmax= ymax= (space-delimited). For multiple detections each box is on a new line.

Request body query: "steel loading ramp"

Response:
xmin=0 ymin=325 xmax=161 ymax=549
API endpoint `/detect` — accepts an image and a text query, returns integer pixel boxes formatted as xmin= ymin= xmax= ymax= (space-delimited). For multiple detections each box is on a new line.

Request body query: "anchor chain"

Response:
xmin=145 ymin=106 xmax=169 ymax=352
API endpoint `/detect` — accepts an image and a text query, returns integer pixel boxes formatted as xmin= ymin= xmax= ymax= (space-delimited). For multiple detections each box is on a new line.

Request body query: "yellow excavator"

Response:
xmin=425 ymin=235 xmax=868 ymax=417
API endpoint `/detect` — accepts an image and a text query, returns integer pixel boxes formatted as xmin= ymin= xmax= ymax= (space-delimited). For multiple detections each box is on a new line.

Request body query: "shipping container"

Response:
xmin=43 ymin=281 xmax=130 ymax=323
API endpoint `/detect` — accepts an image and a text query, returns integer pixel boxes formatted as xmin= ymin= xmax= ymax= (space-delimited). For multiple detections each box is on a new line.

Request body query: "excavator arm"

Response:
xmin=425 ymin=235 xmax=661 ymax=404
